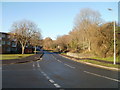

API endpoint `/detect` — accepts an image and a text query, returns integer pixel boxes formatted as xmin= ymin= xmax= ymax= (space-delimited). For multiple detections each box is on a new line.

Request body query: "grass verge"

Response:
xmin=82 ymin=60 xmax=119 ymax=68
xmin=0 ymin=54 xmax=35 ymax=60
xmin=61 ymin=53 xmax=120 ymax=68
xmin=92 ymin=56 xmax=120 ymax=63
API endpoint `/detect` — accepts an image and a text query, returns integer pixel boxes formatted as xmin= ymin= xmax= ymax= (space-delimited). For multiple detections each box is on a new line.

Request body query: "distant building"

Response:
xmin=0 ymin=32 xmax=43 ymax=54
xmin=0 ymin=32 xmax=17 ymax=54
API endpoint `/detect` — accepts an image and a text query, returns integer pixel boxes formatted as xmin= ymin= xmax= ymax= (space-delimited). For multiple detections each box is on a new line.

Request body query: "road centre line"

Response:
xmin=64 ymin=63 xmax=75 ymax=69
xmin=51 ymin=54 xmax=63 ymax=63
xmin=84 ymin=71 xmax=120 ymax=82
xmin=49 ymin=79 xmax=55 ymax=83
xmin=43 ymin=73 xmax=47 ymax=76
xmin=57 ymin=60 xmax=62 ymax=63
xmin=32 ymin=63 xmax=35 ymax=67
xmin=52 ymin=55 xmax=75 ymax=69
xmin=46 ymin=76 xmax=50 ymax=79
xmin=37 ymin=62 xmax=40 ymax=67
xmin=42 ymin=72 xmax=61 ymax=88
xmin=34 ymin=60 xmax=61 ymax=88
xmin=54 ymin=83 xmax=61 ymax=88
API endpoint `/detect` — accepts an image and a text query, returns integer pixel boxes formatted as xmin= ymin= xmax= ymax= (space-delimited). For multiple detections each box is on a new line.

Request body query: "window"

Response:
xmin=2 ymin=41 xmax=5 ymax=45
xmin=0 ymin=40 xmax=1 ymax=46
xmin=2 ymin=34 xmax=6 ymax=38
xmin=7 ymin=35 xmax=10 ymax=38
xmin=13 ymin=39 xmax=17 ymax=41
xmin=11 ymin=48 xmax=17 ymax=51
xmin=6 ymin=41 xmax=11 ymax=45
xmin=6 ymin=47 xmax=11 ymax=52
xmin=12 ymin=42 xmax=17 ymax=47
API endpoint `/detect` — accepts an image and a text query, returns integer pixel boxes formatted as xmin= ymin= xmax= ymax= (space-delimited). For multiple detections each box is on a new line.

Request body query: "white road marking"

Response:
xmin=40 ymin=68 xmax=61 ymax=88
xmin=52 ymin=55 xmax=62 ymax=63
xmin=43 ymin=73 xmax=47 ymax=76
xmin=37 ymin=63 xmax=40 ymax=67
xmin=41 ymin=71 xmax=44 ymax=74
xmin=57 ymin=60 xmax=62 ymax=63
xmin=32 ymin=63 xmax=35 ymax=67
xmin=46 ymin=76 xmax=50 ymax=79
xmin=54 ymin=83 xmax=61 ymax=88
xmin=84 ymin=71 xmax=120 ymax=82
xmin=49 ymin=79 xmax=55 ymax=83
xmin=64 ymin=64 xmax=75 ymax=69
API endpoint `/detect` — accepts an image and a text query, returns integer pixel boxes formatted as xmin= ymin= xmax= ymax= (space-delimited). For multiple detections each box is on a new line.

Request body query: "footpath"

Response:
xmin=2 ymin=54 xmax=44 ymax=65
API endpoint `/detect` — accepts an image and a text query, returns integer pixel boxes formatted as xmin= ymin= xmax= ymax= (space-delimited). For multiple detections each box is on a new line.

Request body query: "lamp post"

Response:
xmin=108 ymin=8 xmax=116 ymax=64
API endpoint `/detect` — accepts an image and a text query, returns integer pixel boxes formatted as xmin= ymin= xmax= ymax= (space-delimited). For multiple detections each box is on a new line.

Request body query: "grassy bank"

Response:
xmin=83 ymin=56 xmax=120 ymax=68
xmin=92 ymin=56 xmax=120 ymax=63
xmin=0 ymin=54 xmax=34 ymax=60
xmin=82 ymin=60 xmax=119 ymax=68
xmin=61 ymin=53 xmax=120 ymax=68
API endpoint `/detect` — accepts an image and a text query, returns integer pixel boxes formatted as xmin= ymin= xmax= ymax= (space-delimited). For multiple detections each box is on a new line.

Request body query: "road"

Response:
xmin=2 ymin=51 xmax=119 ymax=88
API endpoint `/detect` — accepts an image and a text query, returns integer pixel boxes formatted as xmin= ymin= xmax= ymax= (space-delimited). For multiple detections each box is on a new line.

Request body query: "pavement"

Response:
xmin=2 ymin=51 xmax=120 ymax=89
xmin=2 ymin=53 xmax=44 ymax=65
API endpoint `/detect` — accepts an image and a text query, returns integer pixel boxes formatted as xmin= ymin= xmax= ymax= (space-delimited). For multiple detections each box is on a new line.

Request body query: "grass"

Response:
xmin=92 ymin=56 xmax=120 ymax=63
xmin=61 ymin=53 xmax=120 ymax=68
xmin=0 ymin=54 xmax=35 ymax=60
xmin=82 ymin=60 xmax=120 ymax=68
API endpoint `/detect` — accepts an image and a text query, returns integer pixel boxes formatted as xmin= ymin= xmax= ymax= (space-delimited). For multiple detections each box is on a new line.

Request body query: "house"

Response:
xmin=0 ymin=32 xmax=17 ymax=54
xmin=0 ymin=32 xmax=43 ymax=54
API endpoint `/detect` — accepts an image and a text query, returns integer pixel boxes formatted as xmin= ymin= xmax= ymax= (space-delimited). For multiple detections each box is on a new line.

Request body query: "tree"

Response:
xmin=56 ymin=35 xmax=70 ymax=52
xmin=10 ymin=20 xmax=41 ymax=54
xmin=30 ymin=31 xmax=42 ymax=54
xmin=43 ymin=37 xmax=53 ymax=50
xmin=74 ymin=8 xmax=102 ymax=51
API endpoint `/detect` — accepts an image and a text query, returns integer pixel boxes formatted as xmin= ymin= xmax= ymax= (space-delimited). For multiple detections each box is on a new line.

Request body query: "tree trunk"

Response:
xmin=22 ymin=46 xmax=25 ymax=54
xmin=34 ymin=46 xmax=36 ymax=54
xmin=88 ymin=40 xmax=91 ymax=51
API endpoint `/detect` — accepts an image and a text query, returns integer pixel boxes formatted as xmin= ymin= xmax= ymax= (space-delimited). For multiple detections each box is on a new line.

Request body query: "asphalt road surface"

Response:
xmin=2 ymin=51 xmax=120 ymax=88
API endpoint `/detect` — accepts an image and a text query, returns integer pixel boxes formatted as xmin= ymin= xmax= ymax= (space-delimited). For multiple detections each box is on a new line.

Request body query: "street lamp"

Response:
xmin=108 ymin=8 xmax=116 ymax=65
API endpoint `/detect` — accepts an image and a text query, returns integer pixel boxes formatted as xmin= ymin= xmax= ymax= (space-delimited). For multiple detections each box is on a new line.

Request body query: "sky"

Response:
xmin=1 ymin=2 xmax=118 ymax=40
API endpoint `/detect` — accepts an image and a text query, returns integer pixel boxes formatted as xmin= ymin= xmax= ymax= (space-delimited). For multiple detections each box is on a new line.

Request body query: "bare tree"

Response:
xmin=30 ymin=31 xmax=42 ymax=54
xmin=10 ymin=20 xmax=41 ymax=54
xmin=43 ymin=37 xmax=53 ymax=50
xmin=74 ymin=8 xmax=102 ymax=51
xmin=56 ymin=35 xmax=70 ymax=52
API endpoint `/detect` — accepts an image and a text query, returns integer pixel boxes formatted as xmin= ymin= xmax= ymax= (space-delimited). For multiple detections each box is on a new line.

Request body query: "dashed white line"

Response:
xmin=64 ymin=64 xmax=75 ymax=69
xmin=84 ymin=71 xmax=120 ymax=82
xmin=54 ymin=83 xmax=61 ymax=88
xmin=32 ymin=63 xmax=35 ymax=67
xmin=41 ymin=71 xmax=44 ymax=74
xmin=52 ymin=55 xmax=75 ymax=69
xmin=46 ymin=76 xmax=50 ymax=79
xmin=40 ymin=58 xmax=42 ymax=60
xmin=52 ymin=55 xmax=62 ymax=63
xmin=40 ymin=70 xmax=61 ymax=88
xmin=43 ymin=73 xmax=47 ymax=76
xmin=57 ymin=60 xmax=62 ymax=63
xmin=49 ymin=79 xmax=55 ymax=83
xmin=37 ymin=63 xmax=40 ymax=67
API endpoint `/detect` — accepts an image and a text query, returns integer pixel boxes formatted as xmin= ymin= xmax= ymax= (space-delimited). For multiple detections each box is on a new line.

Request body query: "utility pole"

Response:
xmin=108 ymin=8 xmax=116 ymax=64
